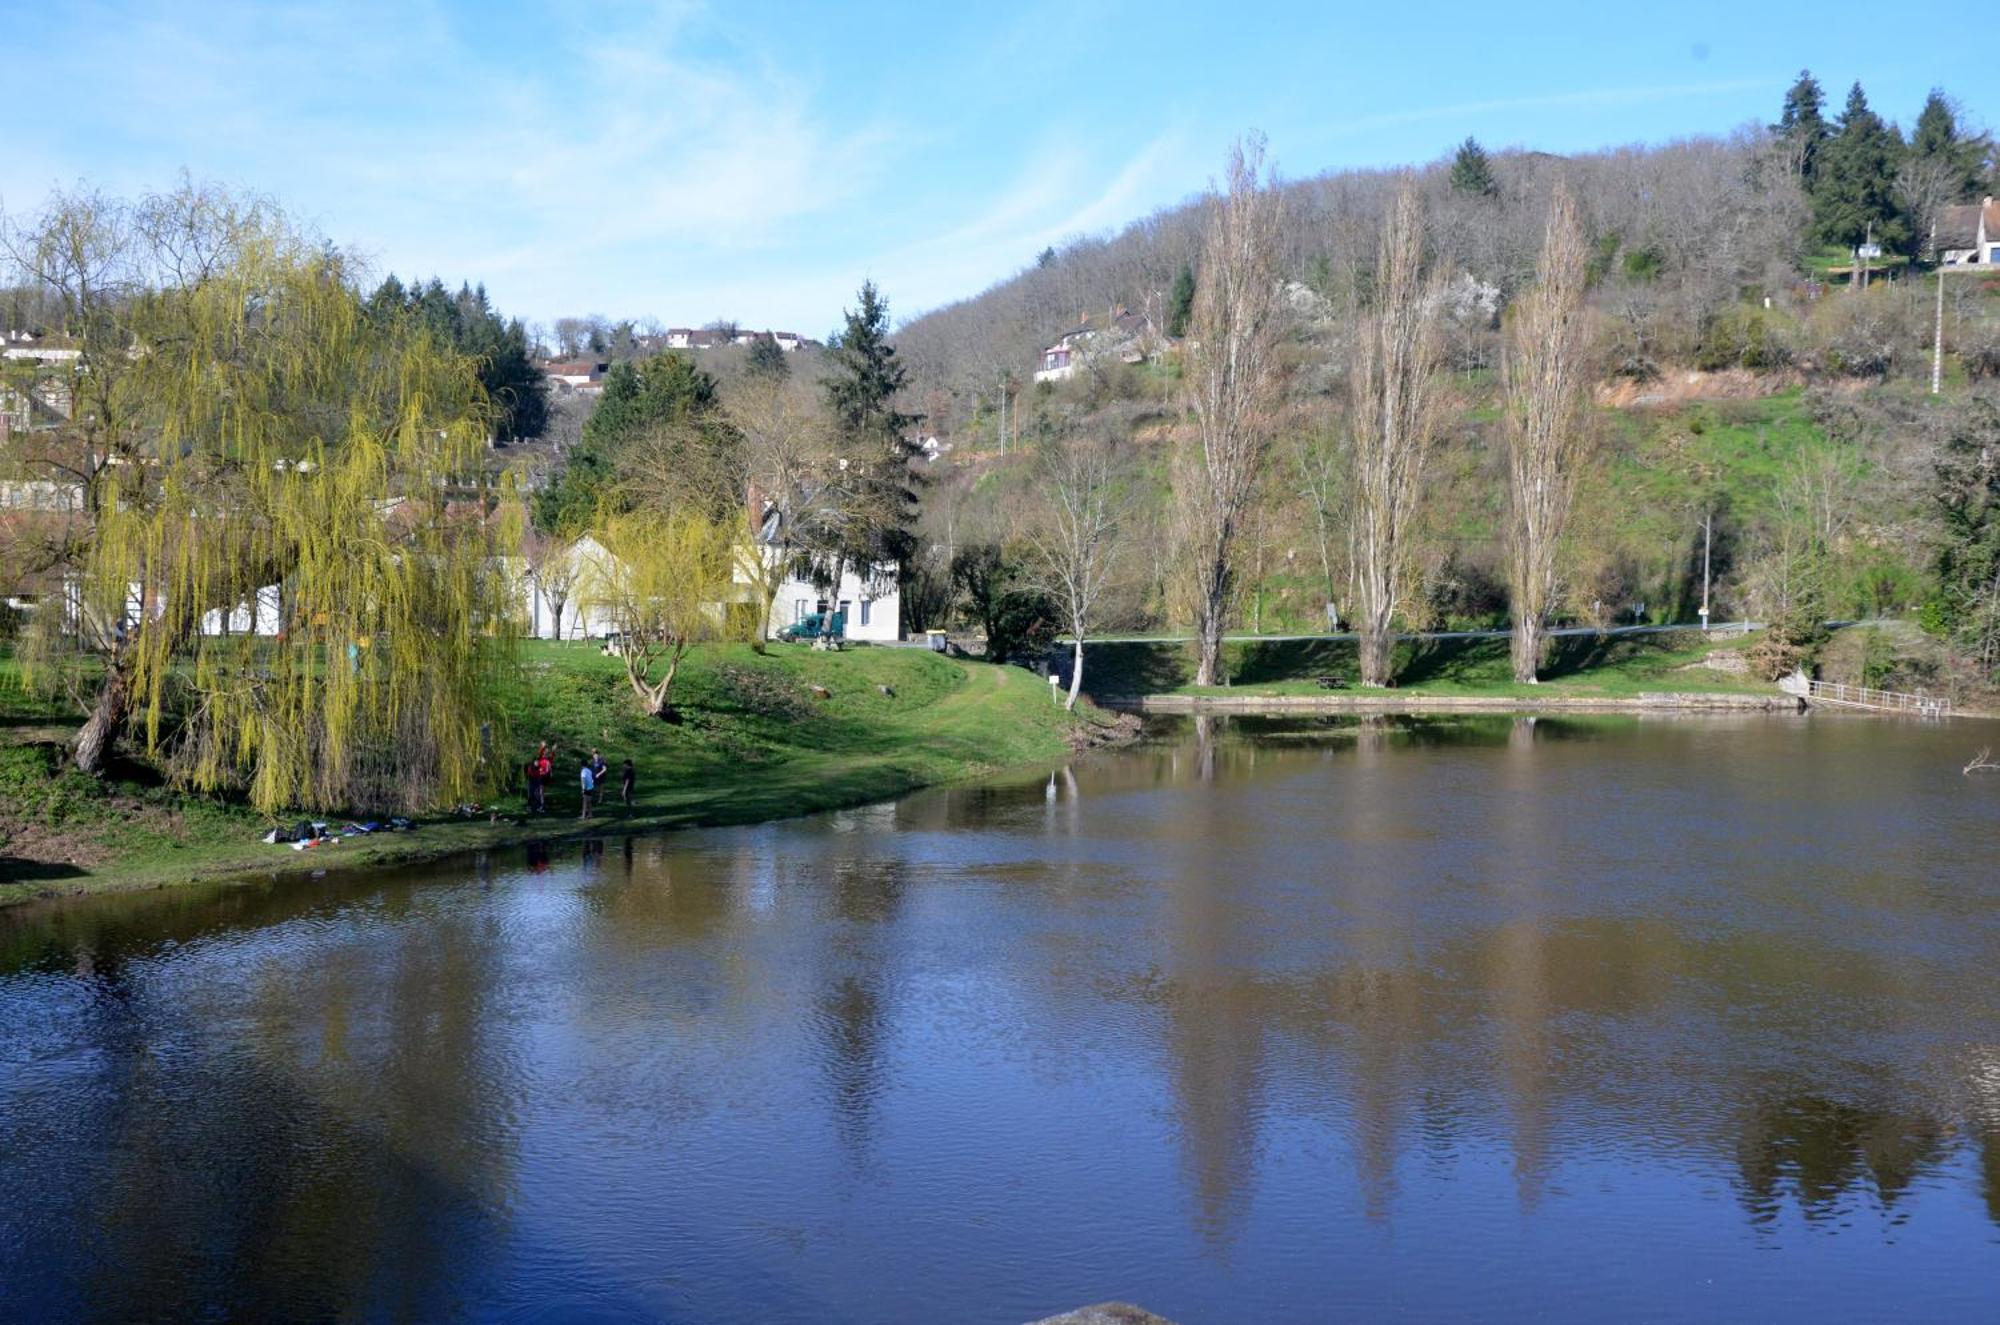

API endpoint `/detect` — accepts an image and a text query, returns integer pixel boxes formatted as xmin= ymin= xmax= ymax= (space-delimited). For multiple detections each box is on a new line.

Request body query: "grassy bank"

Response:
xmin=1083 ymin=628 xmax=1779 ymax=700
xmin=2 ymin=642 xmax=1108 ymax=905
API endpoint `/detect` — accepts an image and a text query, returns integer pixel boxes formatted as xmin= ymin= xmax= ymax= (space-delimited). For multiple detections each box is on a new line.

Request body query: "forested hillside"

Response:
xmin=887 ymin=74 xmax=2000 ymax=701
xmin=895 ymin=75 xmax=1995 ymax=431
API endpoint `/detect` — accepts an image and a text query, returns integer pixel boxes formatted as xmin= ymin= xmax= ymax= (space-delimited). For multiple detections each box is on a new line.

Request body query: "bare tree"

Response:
xmin=725 ymin=373 xmax=846 ymax=643
xmin=1503 ymin=182 xmax=1593 ymax=682
xmin=1349 ymin=178 xmax=1446 ymax=687
xmin=523 ymin=527 xmax=582 ymax=640
xmin=1173 ymin=134 xmax=1287 ymax=686
xmin=1019 ymin=435 xmax=1125 ymax=709
xmin=1285 ymin=408 xmax=1348 ymax=621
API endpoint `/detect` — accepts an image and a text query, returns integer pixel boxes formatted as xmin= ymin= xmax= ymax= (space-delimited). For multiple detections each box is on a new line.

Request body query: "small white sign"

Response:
xmin=1856 ymin=243 xmax=1883 ymax=259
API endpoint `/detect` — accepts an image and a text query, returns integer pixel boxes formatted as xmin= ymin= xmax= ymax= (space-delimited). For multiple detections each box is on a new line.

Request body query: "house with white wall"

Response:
xmin=1938 ymin=197 xmax=2000 ymax=266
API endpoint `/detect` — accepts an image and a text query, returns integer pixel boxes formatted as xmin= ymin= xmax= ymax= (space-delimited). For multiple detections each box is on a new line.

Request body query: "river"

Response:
xmin=3 ymin=713 xmax=1998 ymax=1323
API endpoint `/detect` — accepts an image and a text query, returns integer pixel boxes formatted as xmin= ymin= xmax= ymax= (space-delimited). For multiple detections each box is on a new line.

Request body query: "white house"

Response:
xmin=518 ymin=535 xmax=622 ymax=639
xmin=1033 ymin=310 xmax=1156 ymax=383
xmin=763 ymin=557 xmax=901 ymax=642
xmin=1938 ymin=197 xmax=2000 ymax=266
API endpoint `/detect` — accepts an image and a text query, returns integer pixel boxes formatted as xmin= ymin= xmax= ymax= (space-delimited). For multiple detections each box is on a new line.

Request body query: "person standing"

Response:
xmin=590 ymin=748 xmax=610 ymax=791
xmin=579 ymin=757 xmax=596 ymax=821
xmin=620 ymin=757 xmax=635 ymax=810
xmin=533 ymin=745 xmax=553 ymax=814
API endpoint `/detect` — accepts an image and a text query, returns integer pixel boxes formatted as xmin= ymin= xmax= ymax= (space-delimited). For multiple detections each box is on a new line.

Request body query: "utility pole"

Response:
xmin=1699 ymin=510 xmax=1712 ymax=633
xmin=1933 ymin=265 xmax=1947 ymax=395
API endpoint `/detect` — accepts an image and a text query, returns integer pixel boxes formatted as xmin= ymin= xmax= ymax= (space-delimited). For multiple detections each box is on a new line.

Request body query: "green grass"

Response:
xmin=2 ymin=642 xmax=1105 ymax=905
xmin=1083 ymin=628 xmax=1775 ymax=699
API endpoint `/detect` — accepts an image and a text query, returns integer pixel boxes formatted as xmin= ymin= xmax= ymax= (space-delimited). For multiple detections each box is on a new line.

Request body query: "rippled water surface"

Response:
xmin=5 ymin=713 xmax=2000 ymax=1323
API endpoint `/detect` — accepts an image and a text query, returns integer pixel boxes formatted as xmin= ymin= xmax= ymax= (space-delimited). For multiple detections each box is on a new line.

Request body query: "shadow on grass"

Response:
xmin=1228 ymin=639 xmax=1353 ymax=685
xmin=1080 ymin=642 xmax=1194 ymax=695
xmin=0 ymin=856 xmax=89 ymax=883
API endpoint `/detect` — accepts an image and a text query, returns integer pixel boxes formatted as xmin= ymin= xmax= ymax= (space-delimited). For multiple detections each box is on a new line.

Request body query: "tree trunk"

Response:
xmin=1358 ymin=618 xmax=1394 ymax=689
xmin=1065 ymin=636 xmax=1084 ymax=711
xmin=1510 ymin=615 xmax=1545 ymax=684
xmin=550 ymin=595 xmax=566 ymax=641
xmin=1193 ymin=559 xmax=1228 ymax=686
xmin=73 ymin=661 xmax=128 ymax=776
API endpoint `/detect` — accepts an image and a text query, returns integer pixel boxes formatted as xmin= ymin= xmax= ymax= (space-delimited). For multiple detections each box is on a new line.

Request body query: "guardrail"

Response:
xmin=1797 ymin=677 xmax=1951 ymax=717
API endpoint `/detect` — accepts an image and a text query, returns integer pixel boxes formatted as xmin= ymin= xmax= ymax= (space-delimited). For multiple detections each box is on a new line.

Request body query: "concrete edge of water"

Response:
xmin=1099 ymin=690 xmax=1802 ymax=715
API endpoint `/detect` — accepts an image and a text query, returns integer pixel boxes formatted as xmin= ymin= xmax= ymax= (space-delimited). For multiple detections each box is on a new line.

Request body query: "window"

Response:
xmin=859 ymin=599 xmax=872 ymax=627
xmin=795 ymin=599 xmax=810 ymax=623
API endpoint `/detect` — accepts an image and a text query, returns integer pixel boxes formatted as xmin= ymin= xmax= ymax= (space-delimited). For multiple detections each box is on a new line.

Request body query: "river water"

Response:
xmin=4 ymin=713 xmax=1999 ymax=1323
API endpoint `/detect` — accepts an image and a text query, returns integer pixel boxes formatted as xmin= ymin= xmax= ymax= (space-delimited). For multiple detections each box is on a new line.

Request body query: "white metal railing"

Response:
xmin=1804 ymin=678 xmax=1951 ymax=717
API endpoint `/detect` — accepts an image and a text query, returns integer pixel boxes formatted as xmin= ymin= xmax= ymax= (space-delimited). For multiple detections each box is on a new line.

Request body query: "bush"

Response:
xmin=1746 ymin=613 xmax=1830 ymax=680
xmin=1696 ymin=306 xmax=1791 ymax=372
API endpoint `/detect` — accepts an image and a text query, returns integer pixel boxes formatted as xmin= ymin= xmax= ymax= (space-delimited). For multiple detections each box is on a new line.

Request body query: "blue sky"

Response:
xmin=4 ymin=0 xmax=1990 ymax=335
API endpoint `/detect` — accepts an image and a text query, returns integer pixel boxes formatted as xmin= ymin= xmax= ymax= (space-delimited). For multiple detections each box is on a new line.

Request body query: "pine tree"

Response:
xmin=1911 ymin=89 xmax=1990 ymax=202
xmin=1449 ymin=137 xmax=1498 ymax=198
xmin=744 ymin=331 xmax=790 ymax=381
xmin=1813 ymin=82 xmax=1906 ymax=251
xmin=1166 ymin=262 xmax=1196 ymax=339
xmin=1776 ymin=69 xmax=1830 ymax=184
xmin=813 ymin=280 xmax=920 ymax=577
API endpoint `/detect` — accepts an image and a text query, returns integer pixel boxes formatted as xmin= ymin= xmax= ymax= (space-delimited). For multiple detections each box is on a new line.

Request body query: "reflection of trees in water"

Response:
xmin=1156 ymin=717 xmax=1269 ymax=1246
xmin=28 ymin=877 xmax=526 ymax=1320
xmin=815 ymin=855 xmax=910 ymax=1165
xmin=1733 ymin=1094 xmax=1952 ymax=1223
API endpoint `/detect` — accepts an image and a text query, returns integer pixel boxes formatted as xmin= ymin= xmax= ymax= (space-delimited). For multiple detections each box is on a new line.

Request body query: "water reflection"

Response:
xmin=4 ymin=713 xmax=2000 ymax=1322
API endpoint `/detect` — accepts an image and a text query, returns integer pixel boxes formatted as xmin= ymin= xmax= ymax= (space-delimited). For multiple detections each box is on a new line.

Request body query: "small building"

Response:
xmin=543 ymin=359 xmax=608 ymax=394
xmin=1938 ymin=197 xmax=2000 ymax=267
xmin=766 ymin=560 xmax=901 ymax=642
xmin=1033 ymin=310 xmax=1156 ymax=383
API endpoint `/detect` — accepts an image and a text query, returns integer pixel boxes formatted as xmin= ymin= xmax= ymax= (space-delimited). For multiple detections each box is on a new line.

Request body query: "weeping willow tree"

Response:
xmin=12 ymin=187 xmax=515 ymax=812
xmin=579 ymin=509 xmax=736 ymax=719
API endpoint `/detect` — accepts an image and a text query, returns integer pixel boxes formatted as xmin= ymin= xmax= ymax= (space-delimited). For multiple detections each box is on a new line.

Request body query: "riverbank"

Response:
xmin=1082 ymin=627 xmax=1783 ymax=703
xmin=1 ymin=643 xmax=1120 ymax=906
xmin=1114 ymin=690 xmax=1796 ymax=714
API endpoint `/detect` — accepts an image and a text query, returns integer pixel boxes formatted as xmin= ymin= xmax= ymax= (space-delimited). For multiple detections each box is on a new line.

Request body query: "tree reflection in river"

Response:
xmin=5 ymin=712 xmax=2000 ymax=1323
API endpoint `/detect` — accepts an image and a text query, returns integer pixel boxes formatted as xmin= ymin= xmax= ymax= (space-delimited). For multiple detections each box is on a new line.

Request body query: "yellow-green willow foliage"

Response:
xmin=579 ymin=508 xmax=737 ymax=718
xmin=85 ymin=242 xmax=517 ymax=812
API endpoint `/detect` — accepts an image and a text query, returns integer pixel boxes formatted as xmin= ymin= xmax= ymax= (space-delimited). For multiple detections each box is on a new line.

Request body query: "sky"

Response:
xmin=4 ymin=0 xmax=1992 ymax=336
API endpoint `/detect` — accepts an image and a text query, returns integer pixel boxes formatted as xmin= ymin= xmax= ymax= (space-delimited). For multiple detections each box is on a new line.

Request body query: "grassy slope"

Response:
xmin=1083 ymin=629 xmax=1776 ymax=700
xmin=2 ymin=642 xmax=1097 ymax=905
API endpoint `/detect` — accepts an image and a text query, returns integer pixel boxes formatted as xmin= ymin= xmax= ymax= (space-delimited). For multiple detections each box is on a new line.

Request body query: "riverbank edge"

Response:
xmin=1101 ymin=690 xmax=1803 ymax=714
xmin=3 ymin=670 xmax=1141 ymax=911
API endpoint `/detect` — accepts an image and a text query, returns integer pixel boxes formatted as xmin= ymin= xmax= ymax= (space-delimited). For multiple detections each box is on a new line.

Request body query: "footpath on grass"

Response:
xmin=1 ymin=643 xmax=1121 ymax=907
xmin=1081 ymin=626 xmax=1799 ymax=714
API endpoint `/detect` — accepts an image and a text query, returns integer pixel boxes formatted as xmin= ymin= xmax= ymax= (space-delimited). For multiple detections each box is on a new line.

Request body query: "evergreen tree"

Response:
xmin=1911 ymin=89 xmax=1991 ymax=201
xmin=367 ymin=274 xmax=547 ymax=445
xmin=534 ymin=353 xmax=724 ymax=531
xmin=744 ymin=331 xmax=790 ymax=381
xmin=1037 ymin=246 xmax=1057 ymax=269
xmin=1812 ymin=82 xmax=1906 ymax=251
xmin=815 ymin=280 xmax=921 ymax=573
xmin=1449 ymin=137 xmax=1499 ymax=198
xmin=1166 ymin=262 xmax=1196 ymax=339
xmin=1776 ymin=69 xmax=1830 ymax=184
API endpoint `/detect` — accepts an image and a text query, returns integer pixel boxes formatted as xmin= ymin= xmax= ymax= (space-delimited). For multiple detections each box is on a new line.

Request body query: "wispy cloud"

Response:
xmin=1320 ymin=79 xmax=1770 ymax=141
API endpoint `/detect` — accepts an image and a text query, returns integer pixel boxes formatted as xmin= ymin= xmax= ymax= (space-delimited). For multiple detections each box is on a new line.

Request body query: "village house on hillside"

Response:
xmin=1033 ymin=309 xmax=1160 ymax=383
xmin=740 ymin=494 xmax=901 ymax=643
xmin=542 ymin=359 xmax=608 ymax=395
xmin=662 ymin=328 xmax=809 ymax=352
xmin=1937 ymin=196 xmax=1999 ymax=266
